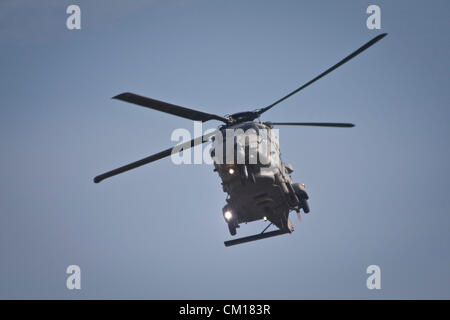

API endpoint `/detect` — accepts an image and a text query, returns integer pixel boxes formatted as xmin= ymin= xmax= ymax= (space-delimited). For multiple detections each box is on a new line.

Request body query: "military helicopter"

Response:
xmin=94 ymin=33 xmax=387 ymax=246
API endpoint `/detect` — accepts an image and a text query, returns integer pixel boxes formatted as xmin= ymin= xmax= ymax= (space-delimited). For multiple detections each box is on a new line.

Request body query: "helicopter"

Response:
xmin=94 ymin=33 xmax=387 ymax=246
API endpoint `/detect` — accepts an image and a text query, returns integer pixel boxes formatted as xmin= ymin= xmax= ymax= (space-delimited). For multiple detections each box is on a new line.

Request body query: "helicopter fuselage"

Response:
xmin=209 ymin=121 xmax=309 ymax=238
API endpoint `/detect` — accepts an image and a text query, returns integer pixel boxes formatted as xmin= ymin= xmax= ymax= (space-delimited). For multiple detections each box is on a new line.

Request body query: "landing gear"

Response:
xmin=227 ymin=220 xmax=240 ymax=236
xmin=228 ymin=223 xmax=237 ymax=236
xmin=301 ymin=199 xmax=310 ymax=213
xmin=293 ymin=183 xmax=310 ymax=213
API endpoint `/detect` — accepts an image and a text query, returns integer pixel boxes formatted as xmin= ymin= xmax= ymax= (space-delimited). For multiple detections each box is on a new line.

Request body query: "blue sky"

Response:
xmin=0 ymin=0 xmax=449 ymax=299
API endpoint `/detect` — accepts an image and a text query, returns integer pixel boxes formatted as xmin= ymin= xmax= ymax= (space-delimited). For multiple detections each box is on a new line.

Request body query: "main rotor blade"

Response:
xmin=93 ymin=130 xmax=218 ymax=183
xmin=266 ymin=122 xmax=355 ymax=128
xmin=257 ymin=33 xmax=387 ymax=115
xmin=113 ymin=92 xmax=229 ymax=123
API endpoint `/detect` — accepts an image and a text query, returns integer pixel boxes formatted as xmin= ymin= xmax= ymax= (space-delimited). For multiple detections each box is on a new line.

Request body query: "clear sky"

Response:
xmin=0 ymin=0 xmax=449 ymax=299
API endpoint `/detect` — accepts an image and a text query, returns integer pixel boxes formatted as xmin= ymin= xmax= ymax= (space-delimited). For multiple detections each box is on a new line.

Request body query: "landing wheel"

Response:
xmin=301 ymin=199 xmax=310 ymax=214
xmin=293 ymin=183 xmax=310 ymax=214
xmin=228 ymin=223 xmax=237 ymax=236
